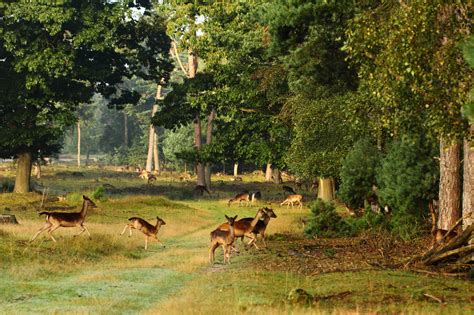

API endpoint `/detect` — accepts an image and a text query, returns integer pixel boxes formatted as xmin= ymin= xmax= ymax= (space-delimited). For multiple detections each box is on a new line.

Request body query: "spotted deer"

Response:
xmin=217 ymin=208 xmax=266 ymax=249
xmin=121 ymin=216 xmax=166 ymax=250
xmin=280 ymin=194 xmax=303 ymax=208
xmin=209 ymin=215 xmax=238 ymax=264
xmin=227 ymin=191 xmax=250 ymax=207
xmin=30 ymin=195 xmax=96 ymax=242
xmin=238 ymin=207 xmax=277 ymax=247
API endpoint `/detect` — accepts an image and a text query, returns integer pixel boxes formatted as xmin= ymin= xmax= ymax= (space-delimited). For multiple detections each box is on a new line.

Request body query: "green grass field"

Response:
xmin=0 ymin=165 xmax=472 ymax=314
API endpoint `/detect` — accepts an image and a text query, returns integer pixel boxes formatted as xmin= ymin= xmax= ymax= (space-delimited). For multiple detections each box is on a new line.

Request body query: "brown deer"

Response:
xmin=209 ymin=215 xmax=238 ymax=264
xmin=237 ymin=207 xmax=277 ymax=247
xmin=280 ymin=194 xmax=303 ymax=208
xmin=30 ymin=195 xmax=96 ymax=242
xmin=217 ymin=208 xmax=266 ymax=249
xmin=120 ymin=216 xmax=166 ymax=250
xmin=227 ymin=191 xmax=250 ymax=207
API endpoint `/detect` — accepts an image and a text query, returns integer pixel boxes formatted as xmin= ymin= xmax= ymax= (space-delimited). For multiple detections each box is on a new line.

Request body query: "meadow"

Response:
xmin=0 ymin=164 xmax=472 ymax=314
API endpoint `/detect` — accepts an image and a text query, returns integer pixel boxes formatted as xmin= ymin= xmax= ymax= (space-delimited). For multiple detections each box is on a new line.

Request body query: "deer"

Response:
xmin=217 ymin=208 xmax=266 ymax=249
xmin=194 ymin=185 xmax=211 ymax=196
xmin=280 ymin=194 xmax=303 ymax=208
xmin=120 ymin=216 xmax=166 ymax=250
xmin=237 ymin=207 xmax=277 ymax=247
xmin=209 ymin=215 xmax=238 ymax=264
xmin=30 ymin=195 xmax=96 ymax=242
xmin=227 ymin=191 xmax=250 ymax=207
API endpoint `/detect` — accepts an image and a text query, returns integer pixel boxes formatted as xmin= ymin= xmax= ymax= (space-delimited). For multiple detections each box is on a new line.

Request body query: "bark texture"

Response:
xmin=438 ymin=139 xmax=461 ymax=231
xmin=14 ymin=151 xmax=32 ymax=193
xmin=233 ymin=162 xmax=239 ymax=177
xmin=463 ymin=125 xmax=473 ymax=229
xmin=146 ymin=104 xmax=159 ymax=172
xmin=204 ymin=108 xmax=215 ymax=189
xmin=265 ymin=163 xmax=272 ymax=182
xmin=318 ymin=177 xmax=335 ymax=202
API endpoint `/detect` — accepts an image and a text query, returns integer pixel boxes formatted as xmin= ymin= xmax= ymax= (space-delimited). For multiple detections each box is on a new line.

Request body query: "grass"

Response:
xmin=0 ymin=164 xmax=472 ymax=314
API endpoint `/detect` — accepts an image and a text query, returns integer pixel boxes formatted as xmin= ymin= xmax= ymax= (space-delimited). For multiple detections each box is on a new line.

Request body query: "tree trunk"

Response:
xmin=233 ymin=162 xmax=239 ymax=176
xmin=146 ymin=105 xmax=158 ymax=172
xmin=463 ymin=125 xmax=473 ymax=230
xmin=14 ymin=151 xmax=32 ymax=193
xmin=77 ymin=121 xmax=81 ymax=167
xmin=153 ymin=131 xmax=160 ymax=175
xmin=153 ymin=84 xmax=163 ymax=174
xmin=318 ymin=177 xmax=335 ymax=202
xmin=204 ymin=108 xmax=215 ymax=189
xmin=272 ymin=168 xmax=282 ymax=184
xmin=124 ymin=112 xmax=128 ymax=147
xmin=34 ymin=160 xmax=41 ymax=179
xmin=438 ymin=139 xmax=461 ymax=231
xmin=265 ymin=163 xmax=272 ymax=182
xmin=188 ymin=49 xmax=205 ymax=186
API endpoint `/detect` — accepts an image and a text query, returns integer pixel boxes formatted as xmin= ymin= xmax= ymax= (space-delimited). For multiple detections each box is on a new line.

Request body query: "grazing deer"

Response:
xmin=30 ymin=195 xmax=96 ymax=242
xmin=194 ymin=185 xmax=211 ymax=196
xmin=280 ymin=194 xmax=303 ymax=208
xmin=228 ymin=191 xmax=250 ymax=207
xmin=217 ymin=208 xmax=266 ymax=249
xmin=282 ymin=185 xmax=296 ymax=195
xmin=121 ymin=216 xmax=166 ymax=250
xmin=237 ymin=207 xmax=277 ymax=247
xmin=209 ymin=215 xmax=238 ymax=264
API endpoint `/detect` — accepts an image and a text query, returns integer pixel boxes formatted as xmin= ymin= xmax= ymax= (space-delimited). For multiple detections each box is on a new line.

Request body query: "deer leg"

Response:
xmin=76 ymin=225 xmax=91 ymax=237
xmin=144 ymin=236 xmax=148 ymax=250
xmin=120 ymin=224 xmax=129 ymax=235
xmin=30 ymin=223 xmax=52 ymax=242
xmin=261 ymin=232 xmax=267 ymax=247
xmin=154 ymin=236 xmax=165 ymax=247
xmin=209 ymin=242 xmax=218 ymax=264
xmin=47 ymin=225 xmax=61 ymax=242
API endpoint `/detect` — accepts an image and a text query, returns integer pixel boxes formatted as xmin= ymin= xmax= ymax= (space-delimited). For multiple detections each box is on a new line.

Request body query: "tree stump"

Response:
xmin=0 ymin=214 xmax=19 ymax=224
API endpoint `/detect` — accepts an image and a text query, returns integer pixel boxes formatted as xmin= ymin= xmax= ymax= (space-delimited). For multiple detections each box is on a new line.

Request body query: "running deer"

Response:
xmin=209 ymin=215 xmax=238 ymax=264
xmin=120 ymin=216 xmax=166 ymax=250
xmin=280 ymin=194 xmax=303 ymax=208
xmin=30 ymin=195 xmax=96 ymax=242
xmin=238 ymin=207 xmax=277 ymax=247
xmin=227 ymin=191 xmax=250 ymax=207
xmin=217 ymin=208 xmax=266 ymax=249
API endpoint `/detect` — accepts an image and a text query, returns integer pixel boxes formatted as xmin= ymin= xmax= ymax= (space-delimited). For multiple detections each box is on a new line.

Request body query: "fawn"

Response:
xmin=217 ymin=208 xmax=266 ymax=249
xmin=227 ymin=191 xmax=250 ymax=207
xmin=209 ymin=215 xmax=238 ymax=264
xmin=121 ymin=216 xmax=166 ymax=250
xmin=280 ymin=194 xmax=303 ymax=208
xmin=237 ymin=207 xmax=277 ymax=247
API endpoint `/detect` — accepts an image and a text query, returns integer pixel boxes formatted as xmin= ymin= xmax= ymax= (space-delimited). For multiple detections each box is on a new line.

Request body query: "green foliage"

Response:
xmin=376 ymin=135 xmax=438 ymax=239
xmin=304 ymin=199 xmax=351 ymax=238
xmin=92 ymin=186 xmax=106 ymax=201
xmin=338 ymin=139 xmax=380 ymax=209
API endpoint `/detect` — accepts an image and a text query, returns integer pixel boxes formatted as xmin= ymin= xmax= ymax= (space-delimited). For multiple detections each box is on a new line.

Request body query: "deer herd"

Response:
xmin=29 ymin=187 xmax=303 ymax=265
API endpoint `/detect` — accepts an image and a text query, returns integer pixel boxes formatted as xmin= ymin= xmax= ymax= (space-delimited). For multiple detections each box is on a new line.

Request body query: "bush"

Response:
xmin=304 ymin=199 xmax=352 ymax=237
xmin=92 ymin=186 xmax=107 ymax=201
xmin=338 ymin=139 xmax=380 ymax=209
xmin=376 ymin=135 xmax=438 ymax=240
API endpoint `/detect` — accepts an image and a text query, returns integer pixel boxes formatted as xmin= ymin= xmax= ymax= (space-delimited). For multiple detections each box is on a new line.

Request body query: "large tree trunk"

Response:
xmin=14 ymin=151 xmax=32 ymax=193
xmin=233 ymin=162 xmax=239 ymax=176
xmin=318 ymin=177 xmax=335 ymax=202
xmin=438 ymin=139 xmax=461 ymax=231
xmin=463 ymin=125 xmax=473 ymax=230
xmin=77 ymin=121 xmax=81 ymax=167
xmin=188 ymin=49 xmax=205 ymax=186
xmin=124 ymin=112 xmax=128 ymax=147
xmin=272 ymin=168 xmax=282 ymax=184
xmin=146 ymin=104 xmax=158 ymax=172
xmin=153 ymin=83 xmax=163 ymax=174
xmin=204 ymin=108 xmax=215 ymax=189
xmin=265 ymin=163 xmax=272 ymax=182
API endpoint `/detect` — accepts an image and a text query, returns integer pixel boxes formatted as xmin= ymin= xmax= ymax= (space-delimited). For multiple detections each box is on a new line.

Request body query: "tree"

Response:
xmin=345 ymin=1 xmax=473 ymax=234
xmin=0 ymin=1 xmax=171 ymax=192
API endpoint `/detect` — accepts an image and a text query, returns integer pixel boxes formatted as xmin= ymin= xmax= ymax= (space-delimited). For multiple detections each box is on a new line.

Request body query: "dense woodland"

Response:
xmin=0 ymin=0 xmax=473 ymax=263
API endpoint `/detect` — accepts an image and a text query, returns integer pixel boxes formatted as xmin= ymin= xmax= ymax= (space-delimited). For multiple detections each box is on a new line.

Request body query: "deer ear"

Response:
xmin=225 ymin=215 xmax=229 ymax=220
xmin=83 ymin=195 xmax=87 ymax=200
xmin=233 ymin=215 xmax=238 ymax=220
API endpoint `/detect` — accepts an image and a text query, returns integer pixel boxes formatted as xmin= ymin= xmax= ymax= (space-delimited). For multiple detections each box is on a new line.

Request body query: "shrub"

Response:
xmin=92 ymin=186 xmax=106 ymax=201
xmin=304 ymin=199 xmax=352 ymax=237
xmin=338 ymin=139 xmax=380 ymax=209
